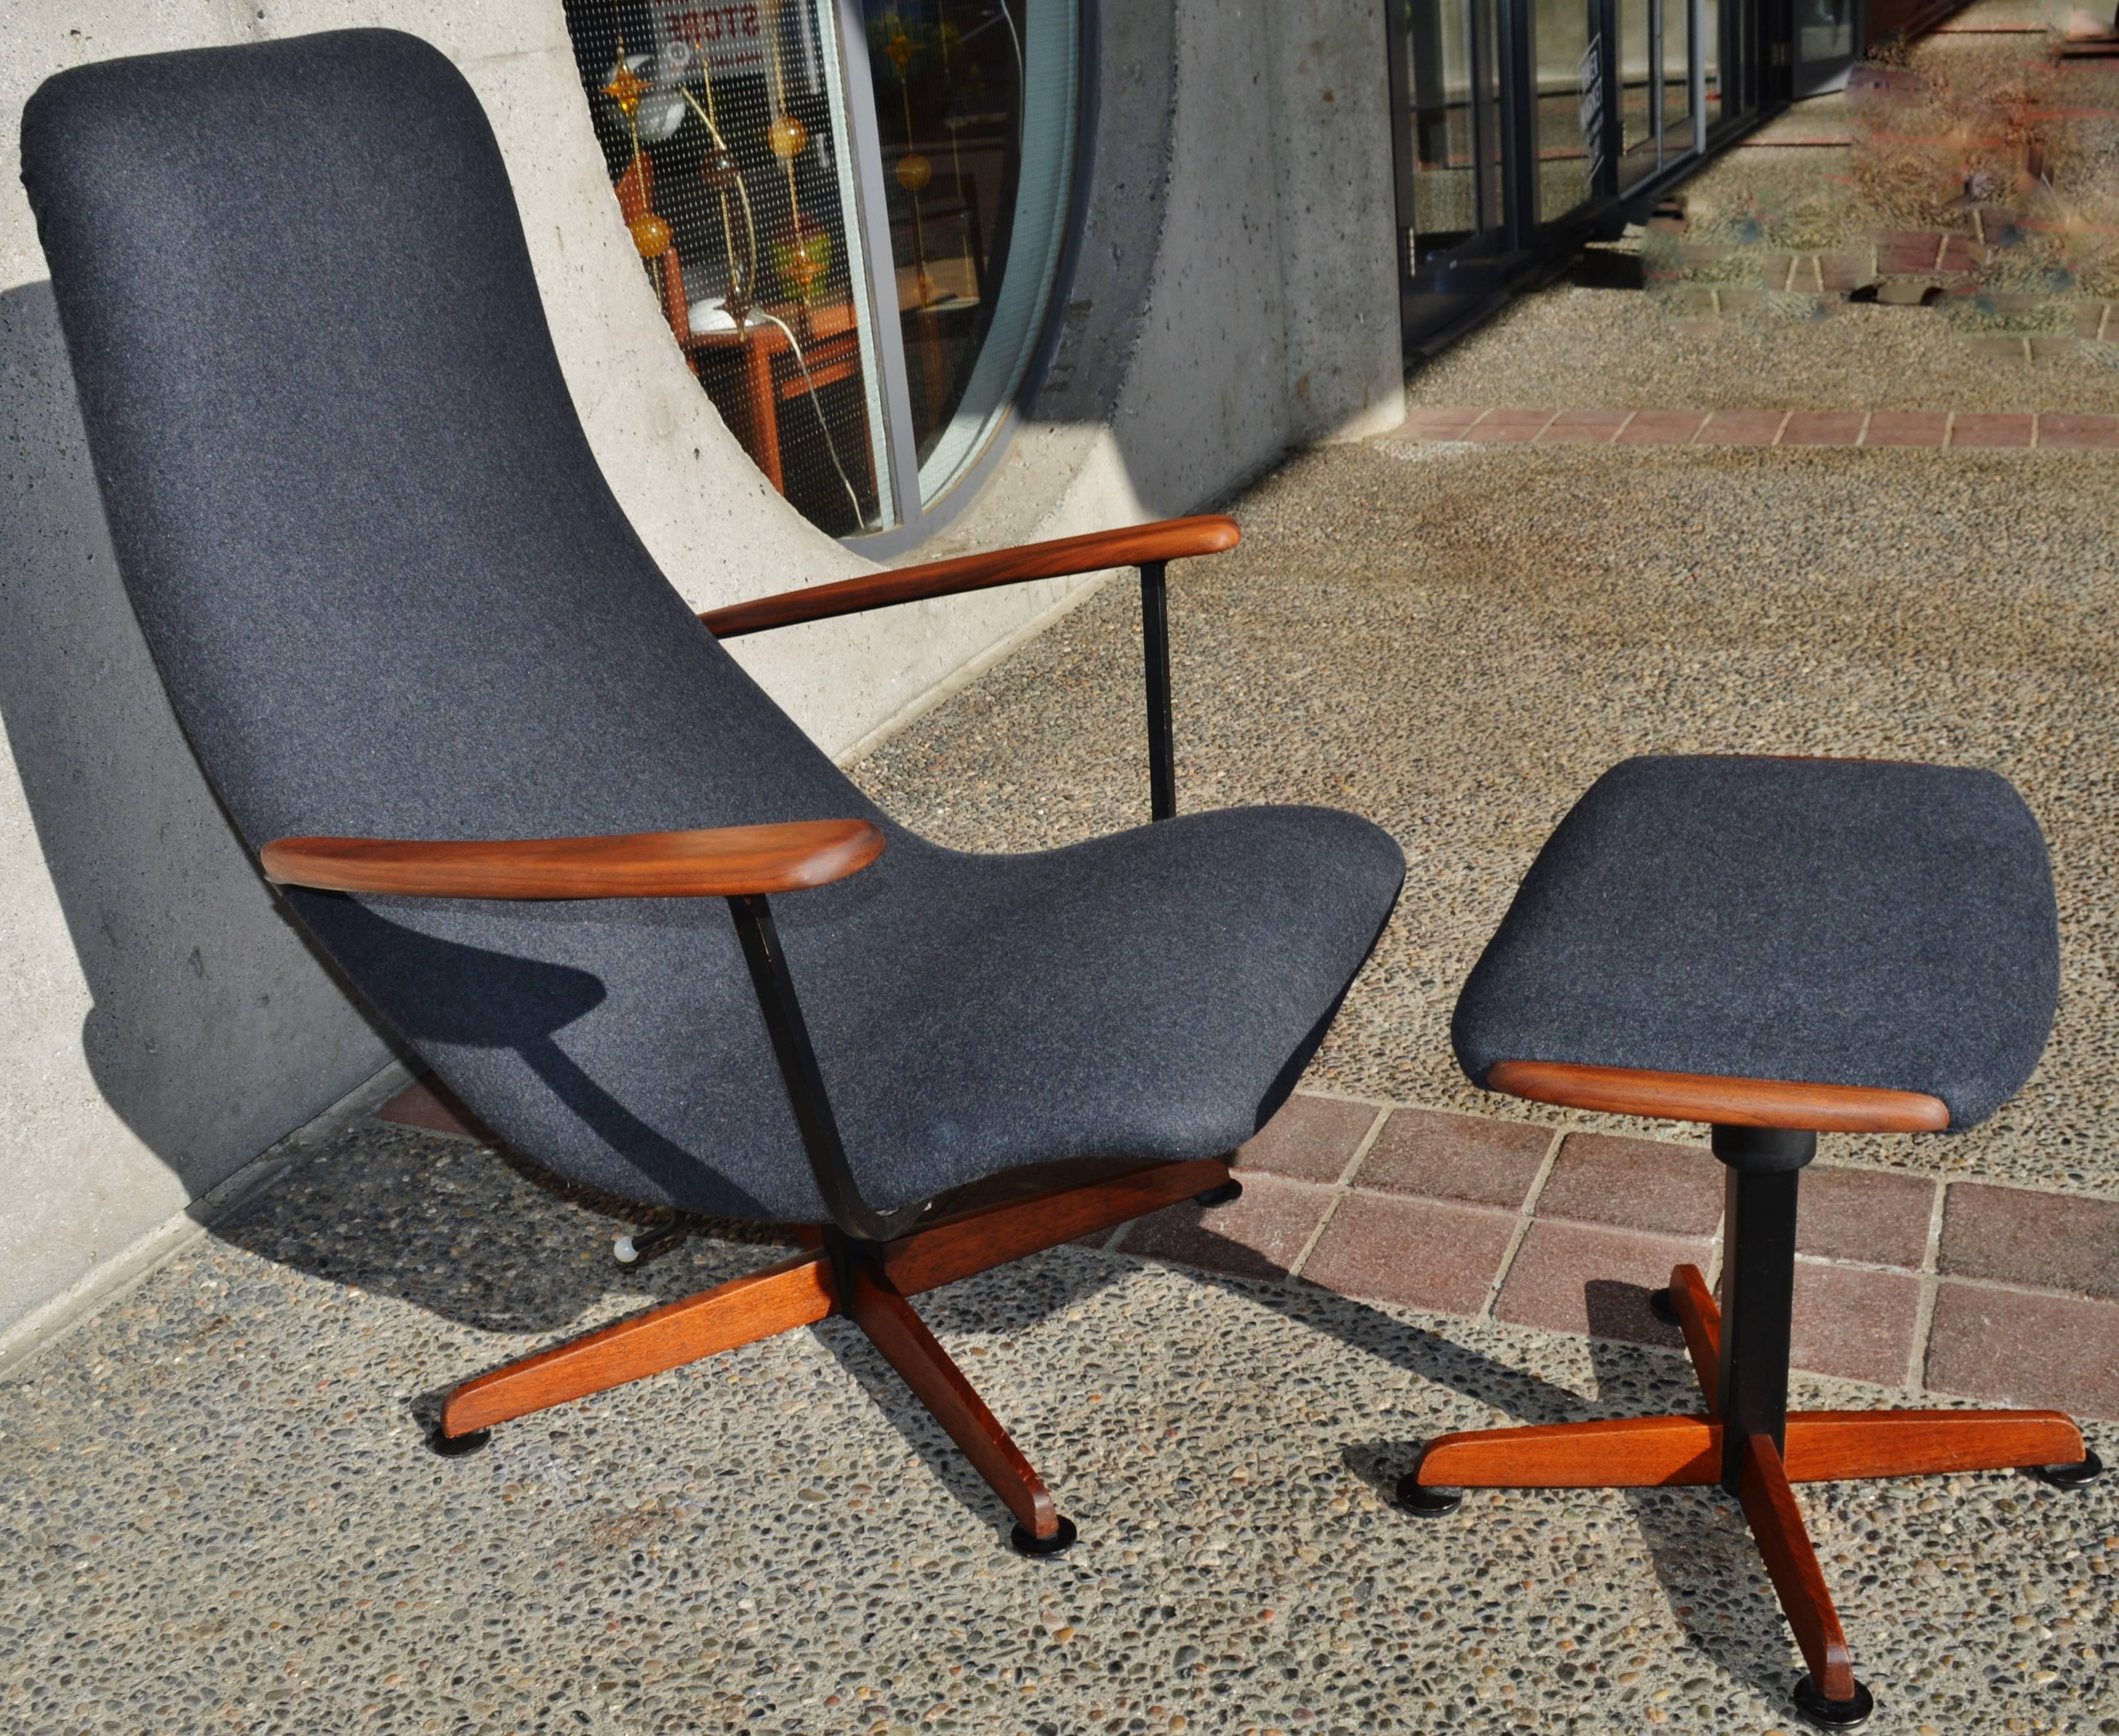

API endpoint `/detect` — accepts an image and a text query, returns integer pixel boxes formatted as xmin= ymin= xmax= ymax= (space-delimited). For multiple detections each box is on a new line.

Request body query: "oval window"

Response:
xmin=562 ymin=2 xmax=1082 ymax=545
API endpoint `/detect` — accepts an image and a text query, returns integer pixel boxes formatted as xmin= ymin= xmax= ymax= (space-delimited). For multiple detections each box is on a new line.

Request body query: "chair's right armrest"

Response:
xmin=699 ymin=515 xmax=1241 ymax=639
xmin=261 ymin=819 xmax=885 ymax=900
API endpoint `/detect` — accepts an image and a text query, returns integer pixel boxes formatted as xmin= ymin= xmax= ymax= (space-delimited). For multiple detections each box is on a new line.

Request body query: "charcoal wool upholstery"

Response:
xmin=23 ymin=31 xmax=1405 ymax=1221
xmin=1453 ymin=755 xmax=2057 ymax=1131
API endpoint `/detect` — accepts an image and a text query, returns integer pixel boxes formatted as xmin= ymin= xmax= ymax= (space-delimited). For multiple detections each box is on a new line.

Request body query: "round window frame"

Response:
xmin=829 ymin=0 xmax=1100 ymax=557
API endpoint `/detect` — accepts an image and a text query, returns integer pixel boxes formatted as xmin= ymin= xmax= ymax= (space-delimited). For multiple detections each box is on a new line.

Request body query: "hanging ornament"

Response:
xmin=895 ymin=150 xmax=932 ymax=192
xmin=701 ymin=149 xmax=739 ymax=193
xmin=886 ymin=31 xmax=916 ymax=75
xmin=768 ymin=114 xmax=809 ymax=160
xmin=602 ymin=60 xmax=649 ymax=117
xmin=773 ymin=224 xmax=834 ymax=302
xmin=628 ymin=214 xmax=673 ymax=257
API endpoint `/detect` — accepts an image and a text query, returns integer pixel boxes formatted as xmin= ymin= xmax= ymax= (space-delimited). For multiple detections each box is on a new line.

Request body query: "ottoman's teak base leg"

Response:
xmin=1407 ymin=1238 xmax=2093 ymax=1733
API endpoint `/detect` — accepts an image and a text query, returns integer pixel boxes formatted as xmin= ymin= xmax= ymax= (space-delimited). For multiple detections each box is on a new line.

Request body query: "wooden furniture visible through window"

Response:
xmin=677 ymin=296 xmax=873 ymax=499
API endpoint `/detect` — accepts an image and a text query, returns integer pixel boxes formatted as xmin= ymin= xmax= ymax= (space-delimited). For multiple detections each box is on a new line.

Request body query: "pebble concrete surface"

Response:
xmin=1 ymin=1125 xmax=2115 ymax=1735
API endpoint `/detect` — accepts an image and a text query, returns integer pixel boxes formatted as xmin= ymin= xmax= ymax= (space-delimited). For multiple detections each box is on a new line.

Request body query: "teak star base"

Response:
xmin=1405 ymin=1259 xmax=2088 ymax=1726
xmin=429 ymin=1155 xmax=1235 ymax=1553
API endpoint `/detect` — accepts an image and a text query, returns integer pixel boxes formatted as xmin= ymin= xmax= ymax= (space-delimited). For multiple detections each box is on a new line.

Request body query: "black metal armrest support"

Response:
xmin=726 ymin=893 xmax=929 ymax=1246
xmin=700 ymin=516 xmax=1242 ymax=823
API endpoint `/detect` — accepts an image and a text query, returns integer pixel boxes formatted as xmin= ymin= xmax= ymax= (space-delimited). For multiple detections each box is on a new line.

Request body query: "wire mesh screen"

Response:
xmin=565 ymin=1 xmax=890 ymax=536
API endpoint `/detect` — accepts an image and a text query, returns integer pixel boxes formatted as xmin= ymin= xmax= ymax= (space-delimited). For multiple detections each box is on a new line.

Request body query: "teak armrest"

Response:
xmin=261 ymin=819 xmax=885 ymax=900
xmin=698 ymin=514 xmax=1241 ymax=639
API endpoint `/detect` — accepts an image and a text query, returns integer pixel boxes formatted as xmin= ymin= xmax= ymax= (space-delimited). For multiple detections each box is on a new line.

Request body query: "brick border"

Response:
xmin=1092 ymin=1092 xmax=2119 ymax=1422
xmin=1400 ymin=407 xmax=2119 ymax=450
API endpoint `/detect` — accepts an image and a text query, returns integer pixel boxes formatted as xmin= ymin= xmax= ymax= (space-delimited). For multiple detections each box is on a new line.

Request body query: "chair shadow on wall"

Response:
xmin=0 ymin=279 xmax=398 ymax=1214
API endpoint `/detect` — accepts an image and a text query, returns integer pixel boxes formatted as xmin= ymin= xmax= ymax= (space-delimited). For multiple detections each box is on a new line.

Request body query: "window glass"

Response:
xmin=1534 ymin=0 xmax=1596 ymax=222
xmin=562 ymin=1 xmax=1079 ymax=543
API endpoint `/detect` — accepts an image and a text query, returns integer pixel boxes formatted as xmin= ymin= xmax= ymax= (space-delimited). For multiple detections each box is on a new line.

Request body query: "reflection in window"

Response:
xmin=863 ymin=3 xmax=1077 ymax=502
xmin=562 ymin=1 xmax=1079 ymax=543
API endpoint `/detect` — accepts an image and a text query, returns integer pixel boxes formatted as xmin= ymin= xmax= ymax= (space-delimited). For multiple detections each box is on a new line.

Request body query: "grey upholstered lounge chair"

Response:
xmin=21 ymin=30 xmax=1403 ymax=1552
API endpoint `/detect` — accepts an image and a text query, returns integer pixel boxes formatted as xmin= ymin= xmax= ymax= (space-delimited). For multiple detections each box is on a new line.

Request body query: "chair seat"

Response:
xmin=304 ymin=803 xmax=1403 ymax=1220
xmin=1452 ymin=756 xmax=2058 ymax=1131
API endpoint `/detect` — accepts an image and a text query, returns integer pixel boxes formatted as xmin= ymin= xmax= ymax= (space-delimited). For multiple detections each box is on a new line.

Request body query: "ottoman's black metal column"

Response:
xmin=1712 ymin=1126 xmax=1815 ymax=1495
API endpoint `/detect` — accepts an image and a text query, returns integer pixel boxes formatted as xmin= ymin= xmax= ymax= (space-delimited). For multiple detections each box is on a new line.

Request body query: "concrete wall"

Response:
xmin=0 ymin=0 xmax=1402 ymax=1349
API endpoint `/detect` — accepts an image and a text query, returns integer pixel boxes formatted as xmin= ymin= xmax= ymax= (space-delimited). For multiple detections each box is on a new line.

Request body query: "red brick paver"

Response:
xmin=1938 ymin=1184 xmax=2119 ymax=1299
xmin=1494 ymin=1220 xmax=1709 ymax=1346
xmin=2035 ymin=412 xmax=2119 ymax=450
xmin=1615 ymin=410 xmax=1708 ymax=443
xmin=1926 ymin=1284 xmax=2119 ymax=1418
xmin=1790 ymin=1262 xmax=1923 ymax=1386
xmin=1874 ymin=228 xmax=1948 ymax=273
xmin=1795 ymin=1166 xmax=1937 ymax=1269
xmin=1781 ymin=411 xmax=1868 ymax=446
xmin=1535 ymin=1132 xmax=1721 ymax=1236
xmin=1300 ymin=1192 xmax=1518 ymax=1315
xmin=1696 ymin=409 xmax=1789 ymax=445
xmin=1402 ymin=409 xmax=2119 ymax=450
xmin=1535 ymin=409 xmax=1631 ymax=445
xmin=1235 ymin=1093 xmax=1379 ymax=1183
xmin=375 ymin=1075 xmax=495 ymax=1142
xmin=1354 ymin=1107 xmax=1552 ymax=1209
xmin=1119 ymin=1173 xmax=1331 ymax=1282
xmin=1402 ymin=409 xmax=1480 ymax=439
xmin=1464 ymin=409 xmax=1554 ymax=443
xmin=1862 ymin=411 xmax=1950 ymax=447
xmin=1949 ymin=412 xmax=2035 ymax=447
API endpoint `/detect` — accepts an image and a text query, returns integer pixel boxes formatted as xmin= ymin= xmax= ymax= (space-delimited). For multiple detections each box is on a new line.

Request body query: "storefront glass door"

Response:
xmin=1793 ymin=0 xmax=1857 ymax=94
xmin=1389 ymin=0 xmax=1749 ymax=350
xmin=1534 ymin=0 xmax=1600 ymax=223
xmin=1390 ymin=0 xmax=1510 ymax=301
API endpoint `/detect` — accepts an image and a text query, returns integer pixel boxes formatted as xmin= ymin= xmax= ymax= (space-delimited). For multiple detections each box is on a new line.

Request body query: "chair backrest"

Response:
xmin=21 ymin=29 xmax=871 ymax=857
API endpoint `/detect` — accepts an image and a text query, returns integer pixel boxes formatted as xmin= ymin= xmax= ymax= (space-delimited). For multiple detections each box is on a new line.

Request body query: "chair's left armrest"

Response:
xmin=261 ymin=819 xmax=885 ymax=900
xmin=699 ymin=514 xmax=1241 ymax=639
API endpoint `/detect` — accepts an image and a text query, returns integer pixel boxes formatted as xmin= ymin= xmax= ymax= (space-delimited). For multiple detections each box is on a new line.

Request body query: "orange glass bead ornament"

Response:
xmin=628 ymin=214 xmax=672 ymax=257
xmin=602 ymin=61 xmax=648 ymax=117
xmin=895 ymin=150 xmax=932 ymax=192
xmin=784 ymin=232 xmax=829 ymax=296
xmin=885 ymin=31 xmax=915 ymax=74
xmin=768 ymin=114 xmax=809 ymax=159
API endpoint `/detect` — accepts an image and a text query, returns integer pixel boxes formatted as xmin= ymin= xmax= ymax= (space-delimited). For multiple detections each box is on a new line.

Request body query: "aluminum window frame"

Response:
xmin=829 ymin=0 xmax=1099 ymax=557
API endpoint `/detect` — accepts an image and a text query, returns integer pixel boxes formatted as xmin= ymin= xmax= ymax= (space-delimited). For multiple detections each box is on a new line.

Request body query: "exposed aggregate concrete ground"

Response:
xmin=2 ymin=1124 xmax=2115 ymax=1735
xmin=864 ymin=441 xmax=2119 ymax=1195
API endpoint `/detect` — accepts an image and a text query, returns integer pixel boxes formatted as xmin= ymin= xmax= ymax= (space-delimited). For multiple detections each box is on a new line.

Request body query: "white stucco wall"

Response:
xmin=0 ymin=0 xmax=1402 ymax=1351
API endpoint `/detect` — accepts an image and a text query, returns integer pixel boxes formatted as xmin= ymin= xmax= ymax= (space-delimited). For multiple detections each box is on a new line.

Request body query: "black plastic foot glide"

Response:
xmin=427 ymin=1424 xmax=491 ymax=1458
xmin=2028 ymin=1447 xmax=2104 ymax=1489
xmin=1194 ymin=1180 xmax=1244 ymax=1208
xmin=1395 ymin=1468 xmax=1464 ymax=1516
xmin=1792 ymin=1674 xmax=1873 ymax=1728
xmin=1647 ymin=1286 xmax=1679 ymax=1325
xmin=1010 ymin=1515 xmax=1078 ymax=1557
